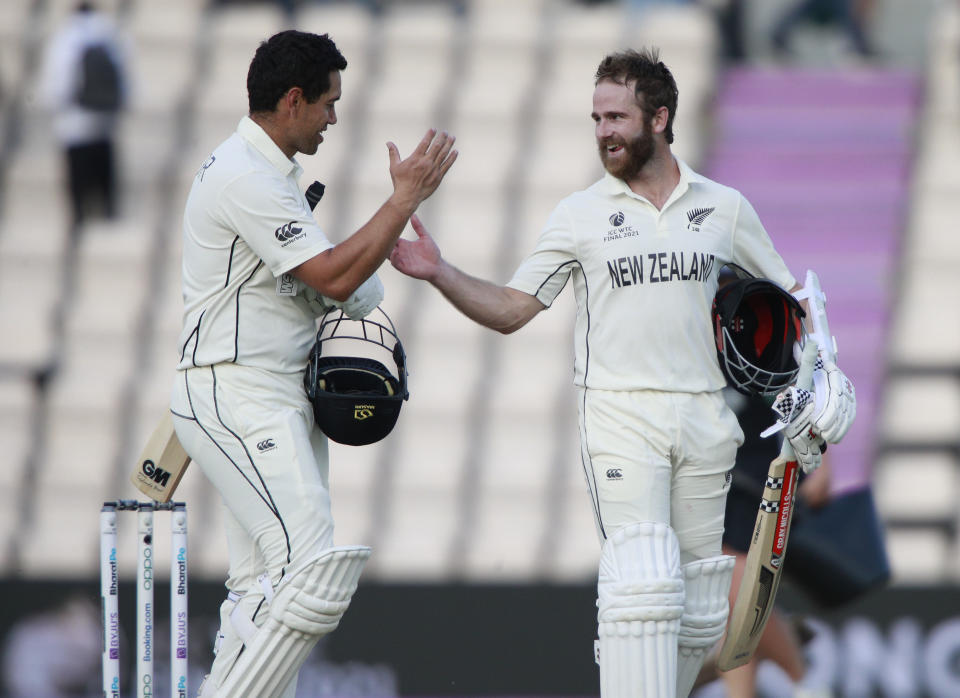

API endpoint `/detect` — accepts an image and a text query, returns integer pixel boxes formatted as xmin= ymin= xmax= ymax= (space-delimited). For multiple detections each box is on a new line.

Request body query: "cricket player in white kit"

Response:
xmin=168 ymin=31 xmax=456 ymax=698
xmin=390 ymin=49 xmax=854 ymax=697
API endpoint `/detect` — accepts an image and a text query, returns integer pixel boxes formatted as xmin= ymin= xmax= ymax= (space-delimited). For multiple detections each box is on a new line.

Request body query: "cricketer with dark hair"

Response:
xmin=169 ymin=30 xmax=456 ymax=697
xmin=390 ymin=47 xmax=855 ymax=697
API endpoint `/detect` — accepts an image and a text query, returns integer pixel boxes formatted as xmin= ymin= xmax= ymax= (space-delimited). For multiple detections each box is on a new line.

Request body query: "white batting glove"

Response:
xmin=302 ymin=289 xmax=336 ymax=316
xmin=770 ymin=387 xmax=823 ymax=474
xmin=321 ymin=273 xmax=384 ymax=320
xmin=811 ymin=356 xmax=856 ymax=443
xmin=339 ymin=272 xmax=384 ymax=319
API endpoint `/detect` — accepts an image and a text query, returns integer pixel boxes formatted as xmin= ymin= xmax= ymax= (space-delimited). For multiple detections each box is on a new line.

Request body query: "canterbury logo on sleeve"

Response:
xmin=274 ymin=221 xmax=305 ymax=246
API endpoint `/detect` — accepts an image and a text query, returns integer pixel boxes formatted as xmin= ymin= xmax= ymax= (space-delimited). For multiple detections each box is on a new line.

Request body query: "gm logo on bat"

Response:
xmin=141 ymin=459 xmax=171 ymax=487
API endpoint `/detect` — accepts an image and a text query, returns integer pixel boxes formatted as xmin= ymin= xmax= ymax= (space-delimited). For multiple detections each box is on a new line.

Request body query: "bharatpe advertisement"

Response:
xmin=0 ymin=581 xmax=958 ymax=697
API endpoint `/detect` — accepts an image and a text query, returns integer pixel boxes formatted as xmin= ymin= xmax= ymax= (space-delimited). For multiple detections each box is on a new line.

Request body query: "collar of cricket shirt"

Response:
xmin=237 ymin=115 xmax=303 ymax=179
xmin=602 ymin=156 xmax=707 ymax=207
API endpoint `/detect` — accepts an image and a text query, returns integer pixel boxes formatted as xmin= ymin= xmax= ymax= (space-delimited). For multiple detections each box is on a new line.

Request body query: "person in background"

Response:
xmin=39 ymin=1 xmax=128 ymax=227
xmin=1 ymin=596 xmax=101 ymax=697
xmin=771 ymin=0 xmax=876 ymax=59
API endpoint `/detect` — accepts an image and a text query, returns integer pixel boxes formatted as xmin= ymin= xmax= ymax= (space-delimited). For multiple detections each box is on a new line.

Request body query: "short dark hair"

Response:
xmin=595 ymin=48 xmax=678 ymax=144
xmin=247 ymin=30 xmax=347 ymax=113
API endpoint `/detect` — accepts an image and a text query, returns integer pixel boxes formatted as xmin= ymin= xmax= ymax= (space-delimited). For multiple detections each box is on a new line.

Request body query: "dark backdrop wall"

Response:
xmin=1 ymin=579 xmax=959 ymax=697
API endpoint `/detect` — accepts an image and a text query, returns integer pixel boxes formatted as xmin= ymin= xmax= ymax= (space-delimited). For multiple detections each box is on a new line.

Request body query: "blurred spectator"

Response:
xmin=604 ymin=0 xmax=748 ymax=63
xmin=215 ymin=0 xmax=382 ymax=21
xmin=710 ymin=0 xmax=747 ymax=62
xmin=771 ymin=0 xmax=876 ymax=58
xmin=1 ymin=595 xmax=102 ymax=697
xmin=622 ymin=0 xmax=696 ymax=14
xmin=39 ymin=1 xmax=128 ymax=227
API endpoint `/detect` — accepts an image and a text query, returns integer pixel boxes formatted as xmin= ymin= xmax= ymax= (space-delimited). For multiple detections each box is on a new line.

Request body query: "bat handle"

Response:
xmin=780 ymin=340 xmax=818 ymax=460
xmin=796 ymin=339 xmax=818 ymax=392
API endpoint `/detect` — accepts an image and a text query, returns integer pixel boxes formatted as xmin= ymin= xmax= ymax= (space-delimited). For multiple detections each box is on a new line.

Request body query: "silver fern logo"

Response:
xmin=609 ymin=211 xmax=625 ymax=226
xmin=686 ymin=207 xmax=715 ymax=231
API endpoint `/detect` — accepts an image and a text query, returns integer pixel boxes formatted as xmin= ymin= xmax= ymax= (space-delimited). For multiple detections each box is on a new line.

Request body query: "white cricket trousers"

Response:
xmin=170 ymin=362 xmax=335 ymax=610
xmin=577 ymin=387 xmax=744 ymax=564
xmin=171 ymin=364 xmax=333 ymax=580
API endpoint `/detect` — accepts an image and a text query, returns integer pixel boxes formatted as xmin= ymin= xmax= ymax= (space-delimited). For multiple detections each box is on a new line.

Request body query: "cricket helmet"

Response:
xmin=305 ymin=307 xmax=408 ymax=446
xmin=712 ymin=266 xmax=806 ymax=396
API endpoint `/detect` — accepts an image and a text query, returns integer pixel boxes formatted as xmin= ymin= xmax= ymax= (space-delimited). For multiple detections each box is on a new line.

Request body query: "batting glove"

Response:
xmin=338 ymin=272 xmax=384 ymax=319
xmin=811 ymin=356 xmax=856 ymax=443
xmin=319 ymin=273 xmax=385 ymax=320
xmin=771 ymin=387 xmax=824 ymax=474
xmin=302 ymin=289 xmax=336 ymax=316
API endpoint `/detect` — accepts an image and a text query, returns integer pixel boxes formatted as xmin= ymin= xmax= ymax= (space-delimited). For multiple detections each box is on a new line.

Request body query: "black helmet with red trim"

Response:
xmin=712 ymin=266 xmax=806 ymax=396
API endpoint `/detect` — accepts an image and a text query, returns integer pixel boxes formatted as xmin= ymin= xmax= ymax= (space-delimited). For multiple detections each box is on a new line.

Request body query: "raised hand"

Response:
xmin=386 ymin=129 xmax=457 ymax=212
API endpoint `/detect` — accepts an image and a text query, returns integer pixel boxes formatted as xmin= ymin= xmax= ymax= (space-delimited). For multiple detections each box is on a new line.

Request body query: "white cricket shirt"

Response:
xmin=507 ymin=159 xmax=796 ymax=393
xmin=177 ymin=117 xmax=334 ymax=373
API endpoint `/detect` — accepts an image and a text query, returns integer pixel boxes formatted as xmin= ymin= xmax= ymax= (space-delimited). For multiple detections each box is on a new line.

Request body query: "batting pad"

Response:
xmin=676 ymin=555 xmax=735 ymax=698
xmin=597 ymin=522 xmax=685 ymax=698
xmin=213 ymin=545 xmax=371 ymax=698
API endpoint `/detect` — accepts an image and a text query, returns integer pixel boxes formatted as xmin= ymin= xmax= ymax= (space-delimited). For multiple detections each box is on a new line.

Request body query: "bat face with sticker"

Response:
xmin=129 ymin=412 xmax=191 ymax=502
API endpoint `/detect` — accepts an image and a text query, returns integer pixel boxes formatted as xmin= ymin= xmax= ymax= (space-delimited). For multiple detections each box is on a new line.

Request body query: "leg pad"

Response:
xmin=597 ymin=522 xmax=685 ymax=698
xmin=676 ymin=555 xmax=735 ymax=698
xmin=212 ymin=545 xmax=371 ymax=698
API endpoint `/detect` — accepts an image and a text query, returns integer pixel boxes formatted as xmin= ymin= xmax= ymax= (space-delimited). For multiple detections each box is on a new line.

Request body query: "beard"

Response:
xmin=598 ymin=125 xmax=655 ymax=180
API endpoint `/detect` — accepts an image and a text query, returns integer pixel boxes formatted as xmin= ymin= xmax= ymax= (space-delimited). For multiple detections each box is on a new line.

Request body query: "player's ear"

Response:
xmin=651 ymin=106 xmax=669 ymax=135
xmin=280 ymin=87 xmax=303 ymax=114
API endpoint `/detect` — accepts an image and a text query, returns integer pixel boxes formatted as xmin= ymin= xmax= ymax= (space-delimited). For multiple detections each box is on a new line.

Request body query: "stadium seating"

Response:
xmin=874 ymin=0 xmax=960 ymax=582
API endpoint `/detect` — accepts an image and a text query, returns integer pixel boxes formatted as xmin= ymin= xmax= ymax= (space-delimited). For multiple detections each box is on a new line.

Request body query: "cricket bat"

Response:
xmin=717 ymin=339 xmax=819 ymax=671
xmin=129 ymin=412 xmax=191 ymax=502
xmin=719 ymin=270 xmax=839 ymax=670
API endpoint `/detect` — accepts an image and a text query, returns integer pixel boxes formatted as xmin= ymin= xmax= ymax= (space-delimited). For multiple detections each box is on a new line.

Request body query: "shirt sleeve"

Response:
xmin=218 ymin=171 xmax=334 ymax=277
xmin=506 ymin=201 xmax=577 ymax=307
xmin=731 ymin=194 xmax=797 ymax=290
xmin=39 ymin=30 xmax=76 ymax=108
